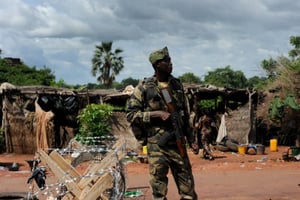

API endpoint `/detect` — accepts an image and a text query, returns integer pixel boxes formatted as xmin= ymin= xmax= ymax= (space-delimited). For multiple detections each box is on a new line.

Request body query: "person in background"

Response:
xmin=195 ymin=114 xmax=216 ymax=160
xmin=126 ymin=46 xmax=198 ymax=200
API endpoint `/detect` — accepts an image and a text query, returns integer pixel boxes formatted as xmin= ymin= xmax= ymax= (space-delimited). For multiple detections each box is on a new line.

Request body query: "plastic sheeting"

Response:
xmin=216 ymin=114 xmax=227 ymax=143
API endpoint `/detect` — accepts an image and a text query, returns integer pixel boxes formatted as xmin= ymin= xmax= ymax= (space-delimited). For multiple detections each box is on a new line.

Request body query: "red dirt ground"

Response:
xmin=1 ymin=146 xmax=300 ymax=199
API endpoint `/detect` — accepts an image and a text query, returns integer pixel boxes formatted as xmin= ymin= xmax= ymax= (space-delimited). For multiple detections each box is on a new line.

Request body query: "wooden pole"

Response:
xmin=2 ymin=92 xmax=12 ymax=152
xmin=247 ymin=88 xmax=257 ymax=144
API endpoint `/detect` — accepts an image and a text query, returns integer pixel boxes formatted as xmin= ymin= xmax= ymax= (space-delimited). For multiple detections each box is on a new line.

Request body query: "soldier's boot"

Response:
xmin=180 ymin=192 xmax=198 ymax=200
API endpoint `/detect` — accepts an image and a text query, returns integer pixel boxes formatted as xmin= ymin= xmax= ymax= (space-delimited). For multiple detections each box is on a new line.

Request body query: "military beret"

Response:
xmin=149 ymin=46 xmax=169 ymax=65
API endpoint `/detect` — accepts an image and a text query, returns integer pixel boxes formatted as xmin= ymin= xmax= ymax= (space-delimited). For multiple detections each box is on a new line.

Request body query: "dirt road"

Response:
xmin=1 ymin=146 xmax=300 ymax=200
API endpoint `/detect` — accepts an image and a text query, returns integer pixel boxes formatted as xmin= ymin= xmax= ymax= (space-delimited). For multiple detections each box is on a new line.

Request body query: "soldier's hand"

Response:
xmin=150 ymin=110 xmax=170 ymax=121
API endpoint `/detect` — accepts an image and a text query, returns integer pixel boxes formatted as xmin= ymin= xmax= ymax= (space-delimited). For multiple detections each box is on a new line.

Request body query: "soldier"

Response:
xmin=126 ymin=47 xmax=198 ymax=200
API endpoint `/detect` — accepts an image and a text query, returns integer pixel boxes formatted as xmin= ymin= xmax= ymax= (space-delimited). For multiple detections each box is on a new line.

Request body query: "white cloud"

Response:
xmin=0 ymin=0 xmax=299 ymax=84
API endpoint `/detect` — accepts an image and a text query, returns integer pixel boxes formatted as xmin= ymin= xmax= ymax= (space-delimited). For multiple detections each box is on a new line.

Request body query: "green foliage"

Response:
xmin=77 ymin=104 xmax=114 ymax=139
xmin=0 ymin=58 xmax=55 ymax=86
xmin=289 ymin=36 xmax=300 ymax=59
xmin=178 ymin=72 xmax=202 ymax=83
xmin=197 ymin=96 xmax=223 ymax=111
xmin=204 ymin=66 xmax=248 ymax=88
xmin=197 ymin=99 xmax=215 ymax=110
xmin=113 ymin=77 xmax=139 ymax=90
xmin=290 ymin=36 xmax=300 ymax=49
xmin=261 ymin=36 xmax=300 ymax=96
xmin=247 ymin=76 xmax=268 ymax=89
xmin=268 ymin=95 xmax=295 ymax=123
xmin=120 ymin=77 xmax=139 ymax=87
xmin=50 ymin=78 xmax=73 ymax=88
xmin=91 ymin=41 xmax=124 ymax=88
xmin=261 ymin=58 xmax=278 ymax=79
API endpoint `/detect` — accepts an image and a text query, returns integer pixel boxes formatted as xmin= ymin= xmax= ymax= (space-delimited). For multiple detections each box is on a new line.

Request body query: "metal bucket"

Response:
xmin=256 ymin=144 xmax=265 ymax=155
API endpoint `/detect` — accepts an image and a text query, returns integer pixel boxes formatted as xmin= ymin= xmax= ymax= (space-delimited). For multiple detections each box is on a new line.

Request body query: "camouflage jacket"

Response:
xmin=126 ymin=75 xmax=194 ymax=144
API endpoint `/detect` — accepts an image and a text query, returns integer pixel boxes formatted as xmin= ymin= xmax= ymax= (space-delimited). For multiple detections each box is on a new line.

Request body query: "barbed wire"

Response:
xmin=27 ymin=135 xmax=128 ymax=200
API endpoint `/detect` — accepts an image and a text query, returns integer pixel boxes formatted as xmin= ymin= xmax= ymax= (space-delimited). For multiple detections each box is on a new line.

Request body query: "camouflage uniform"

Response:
xmin=126 ymin=48 xmax=197 ymax=200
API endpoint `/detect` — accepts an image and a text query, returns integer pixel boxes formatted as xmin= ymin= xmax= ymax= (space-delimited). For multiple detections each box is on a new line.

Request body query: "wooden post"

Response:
xmin=247 ymin=88 xmax=257 ymax=144
xmin=2 ymin=93 xmax=12 ymax=153
xmin=37 ymin=137 xmax=126 ymax=200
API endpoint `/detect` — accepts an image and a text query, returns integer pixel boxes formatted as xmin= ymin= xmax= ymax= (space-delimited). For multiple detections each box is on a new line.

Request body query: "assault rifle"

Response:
xmin=160 ymin=87 xmax=186 ymax=157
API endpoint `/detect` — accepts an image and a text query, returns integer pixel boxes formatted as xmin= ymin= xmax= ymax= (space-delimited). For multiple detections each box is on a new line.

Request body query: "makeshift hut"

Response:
xmin=0 ymin=82 xmax=258 ymax=154
xmin=183 ymin=83 xmax=258 ymax=145
xmin=0 ymin=83 xmax=135 ymax=154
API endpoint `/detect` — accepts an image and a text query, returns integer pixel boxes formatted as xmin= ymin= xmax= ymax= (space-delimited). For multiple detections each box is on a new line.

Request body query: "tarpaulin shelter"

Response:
xmin=183 ymin=83 xmax=258 ymax=144
xmin=0 ymin=83 xmax=130 ymax=153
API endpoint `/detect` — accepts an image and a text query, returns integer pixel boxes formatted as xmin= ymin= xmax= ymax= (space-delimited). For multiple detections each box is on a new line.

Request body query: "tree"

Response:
xmin=261 ymin=58 xmax=278 ymax=79
xmin=256 ymin=36 xmax=300 ymax=135
xmin=259 ymin=35 xmax=300 ymax=92
xmin=114 ymin=77 xmax=139 ymax=89
xmin=204 ymin=66 xmax=248 ymax=88
xmin=91 ymin=41 xmax=124 ymax=88
xmin=289 ymin=36 xmax=300 ymax=59
xmin=178 ymin=72 xmax=202 ymax=84
xmin=50 ymin=78 xmax=72 ymax=88
xmin=247 ymin=76 xmax=267 ymax=89
xmin=0 ymin=57 xmax=55 ymax=86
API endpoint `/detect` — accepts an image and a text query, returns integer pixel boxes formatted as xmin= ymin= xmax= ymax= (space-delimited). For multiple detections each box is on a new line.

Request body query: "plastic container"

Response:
xmin=142 ymin=146 xmax=147 ymax=154
xmin=270 ymin=139 xmax=278 ymax=152
xmin=256 ymin=144 xmax=265 ymax=155
xmin=237 ymin=145 xmax=247 ymax=155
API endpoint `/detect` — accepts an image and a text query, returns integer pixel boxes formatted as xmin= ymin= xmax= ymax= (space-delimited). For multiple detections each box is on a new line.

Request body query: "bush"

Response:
xmin=77 ymin=103 xmax=114 ymax=139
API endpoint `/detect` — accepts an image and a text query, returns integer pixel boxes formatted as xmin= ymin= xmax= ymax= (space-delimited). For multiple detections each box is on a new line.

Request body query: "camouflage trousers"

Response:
xmin=147 ymin=141 xmax=198 ymax=200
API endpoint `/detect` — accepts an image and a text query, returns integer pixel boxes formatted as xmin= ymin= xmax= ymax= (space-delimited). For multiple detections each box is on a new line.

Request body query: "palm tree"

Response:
xmin=91 ymin=41 xmax=124 ymax=88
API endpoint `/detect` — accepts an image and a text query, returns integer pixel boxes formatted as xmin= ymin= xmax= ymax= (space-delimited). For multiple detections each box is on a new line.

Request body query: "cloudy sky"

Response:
xmin=0 ymin=0 xmax=299 ymax=85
